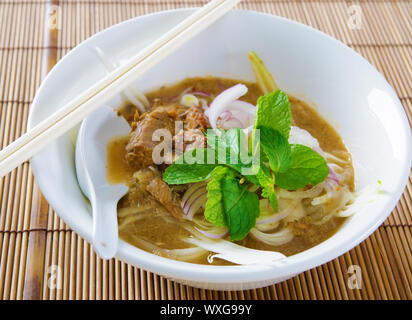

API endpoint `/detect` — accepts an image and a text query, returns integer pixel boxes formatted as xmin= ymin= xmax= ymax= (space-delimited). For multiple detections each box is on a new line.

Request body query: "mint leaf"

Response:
xmin=204 ymin=166 xmax=233 ymax=227
xmin=221 ymin=177 xmax=260 ymax=241
xmin=256 ymin=167 xmax=278 ymax=211
xmin=254 ymin=90 xmax=292 ymax=139
xmin=204 ymin=166 xmax=260 ymax=240
xmin=207 ymin=128 xmax=260 ymax=185
xmin=163 ymin=148 xmax=217 ymax=184
xmin=275 ymin=144 xmax=329 ymax=190
xmin=259 ymin=126 xmax=291 ymax=173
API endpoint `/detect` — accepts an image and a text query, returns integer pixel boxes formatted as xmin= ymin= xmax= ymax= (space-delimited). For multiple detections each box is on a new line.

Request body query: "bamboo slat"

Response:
xmin=0 ymin=0 xmax=411 ymax=300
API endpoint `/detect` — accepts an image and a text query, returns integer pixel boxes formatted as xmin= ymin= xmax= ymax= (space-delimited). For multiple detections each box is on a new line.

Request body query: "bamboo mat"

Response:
xmin=0 ymin=0 xmax=411 ymax=300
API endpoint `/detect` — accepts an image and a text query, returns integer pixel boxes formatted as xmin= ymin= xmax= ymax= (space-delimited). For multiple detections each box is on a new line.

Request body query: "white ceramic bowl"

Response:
xmin=28 ymin=9 xmax=412 ymax=290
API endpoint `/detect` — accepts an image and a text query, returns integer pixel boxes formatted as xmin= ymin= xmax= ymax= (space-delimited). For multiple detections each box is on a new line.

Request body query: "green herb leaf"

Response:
xmin=259 ymin=126 xmax=291 ymax=173
xmin=256 ymin=167 xmax=278 ymax=212
xmin=204 ymin=166 xmax=260 ymax=240
xmin=254 ymin=90 xmax=292 ymax=139
xmin=207 ymin=128 xmax=260 ymax=185
xmin=163 ymin=148 xmax=217 ymax=184
xmin=221 ymin=177 xmax=260 ymax=241
xmin=275 ymin=144 xmax=329 ymax=190
xmin=204 ymin=166 xmax=233 ymax=227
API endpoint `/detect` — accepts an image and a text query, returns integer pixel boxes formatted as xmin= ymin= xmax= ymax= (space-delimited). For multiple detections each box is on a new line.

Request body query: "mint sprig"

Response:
xmin=253 ymin=91 xmax=329 ymax=191
xmin=274 ymin=144 xmax=329 ymax=190
xmin=162 ymin=89 xmax=329 ymax=241
xmin=205 ymin=166 xmax=260 ymax=241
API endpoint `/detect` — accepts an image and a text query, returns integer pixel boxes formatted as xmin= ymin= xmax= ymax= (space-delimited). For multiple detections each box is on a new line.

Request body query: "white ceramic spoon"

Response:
xmin=75 ymin=105 xmax=130 ymax=259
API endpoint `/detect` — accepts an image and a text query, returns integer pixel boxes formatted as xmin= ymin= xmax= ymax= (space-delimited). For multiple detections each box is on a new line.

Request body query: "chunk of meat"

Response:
xmin=184 ymin=105 xmax=210 ymax=131
xmin=125 ymin=104 xmax=186 ymax=169
xmin=173 ymin=128 xmax=207 ymax=155
xmin=146 ymin=177 xmax=184 ymax=219
xmin=118 ymin=168 xmax=159 ymax=206
xmin=117 ymin=104 xmax=139 ymax=124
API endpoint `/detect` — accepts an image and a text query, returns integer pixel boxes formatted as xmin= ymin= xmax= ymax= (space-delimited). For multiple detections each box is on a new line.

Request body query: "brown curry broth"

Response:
xmin=107 ymin=77 xmax=354 ymax=264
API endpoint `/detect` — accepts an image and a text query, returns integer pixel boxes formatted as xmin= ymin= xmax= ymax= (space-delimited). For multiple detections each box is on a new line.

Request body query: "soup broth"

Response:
xmin=107 ymin=77 xmax=354 ymax=265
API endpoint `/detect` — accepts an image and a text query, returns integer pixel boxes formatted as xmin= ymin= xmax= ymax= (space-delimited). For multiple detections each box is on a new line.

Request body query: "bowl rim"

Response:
xmin=28 ymin=8 xmax=412 ymax=284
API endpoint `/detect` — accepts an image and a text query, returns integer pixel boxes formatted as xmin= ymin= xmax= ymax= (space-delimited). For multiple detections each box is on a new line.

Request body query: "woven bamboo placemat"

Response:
xmin=0 ymin=0 xmax=411 ymax=300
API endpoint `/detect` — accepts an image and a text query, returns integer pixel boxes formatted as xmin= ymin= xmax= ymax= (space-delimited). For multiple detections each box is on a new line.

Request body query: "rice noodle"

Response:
xmin=337 ymin=183 xmax=383 ymax=218
xmin=312 ymin=186 xmax=355 ymax=224
xmin=190 ymin=215 xmax=229 ymax=239
xmin=94 ymin=46 xmax=149 ymax=112
xmin=311 ymin=193 xmax=332 ymax=206
xmin=118 ymin=213 xmax=150 ymax=230
xmin=249 ymin=227 xmax=294 ymax=246
xmin=256 ymin=199 xmax=298 ymax=226
xmin=323 ymin=151 xmax=349 ymax=165
xmin=117 ymin=204 xmax=153 ymax=217
xmin=140 ymin=215 xmax=286 ymax=265
xmin=132 ymin=236 xmax=208 ymax=261
xmin=277 ymin=183 xmax=324 ymax=200
xmin=288 ymin=126 xmax=320 ymax=150
xmin=184 ymin=237 xmax=286 ymax=265
xmin=195 ymin=227 xmax=228 ymax=239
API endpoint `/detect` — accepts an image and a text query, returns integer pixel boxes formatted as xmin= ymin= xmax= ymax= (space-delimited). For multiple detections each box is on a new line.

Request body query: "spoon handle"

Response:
xmin=92 ymin=198 xmax=119 ymax=260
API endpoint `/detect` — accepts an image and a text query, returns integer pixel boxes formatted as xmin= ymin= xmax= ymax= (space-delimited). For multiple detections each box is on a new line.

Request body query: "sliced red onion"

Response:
xmin=230 ymin=110 xmax=253 ymax=128
xmin=228 ymin=100 xmax=256 ymax=115
xmin=167 ymin=87 xmax=193 ymax=103
xmin=327 ymin=165 xmax=340 ymax=185
xmin=187 ymin=191 xmax=207 ymax=213
xmin=222 ymin=100 xmax=256 ymax=129
xmin=184 ymin=191 xmax=207 ymax=219
xmin=189 ymin=91 xmax=210 ymax=97
xmin=216 ymin=78 xmax=224 ymax=91
xmin=181 ymin=182 xmax=208 ymax=220
xmin=208 ymin=84 xmax=248 ymax=129
xmin=219 ymin=110 xmax=232 ymax=121
xmin=194 ymin=227 xmax=228 ymax=239
xmin=166 ymin=94 xmax=179 ymax=103
xmin=181 ymin=86 xmax=193 ymax=95
xmin=181 ymin=183 xmax=207 ymax=210
xmin=219 ymin=116 xmax=245 ymax=129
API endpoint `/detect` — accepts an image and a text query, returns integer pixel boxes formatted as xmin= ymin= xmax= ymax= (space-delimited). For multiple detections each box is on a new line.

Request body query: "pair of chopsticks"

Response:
xmin=0 ymin=0 xmax=241 ymax=178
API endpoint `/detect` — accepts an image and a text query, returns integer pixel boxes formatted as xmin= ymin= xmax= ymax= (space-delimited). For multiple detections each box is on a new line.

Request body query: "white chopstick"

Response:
xmin=0 ymin=0 xmax=241 ymax=177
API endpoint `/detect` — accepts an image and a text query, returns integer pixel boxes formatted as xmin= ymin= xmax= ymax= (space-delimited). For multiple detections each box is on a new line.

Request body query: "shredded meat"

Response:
xmin=117 ymin=168 xmax=159 ymax=208
xmin=184 ymin=105 xmax=210 ymax=131
xmin=173 ymin=128 xmax=207 ymax=154
xmin=146 ymin=177 xmax=184 ymax=219
xmin=121 ymin=168 xmax=183 ymax=219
